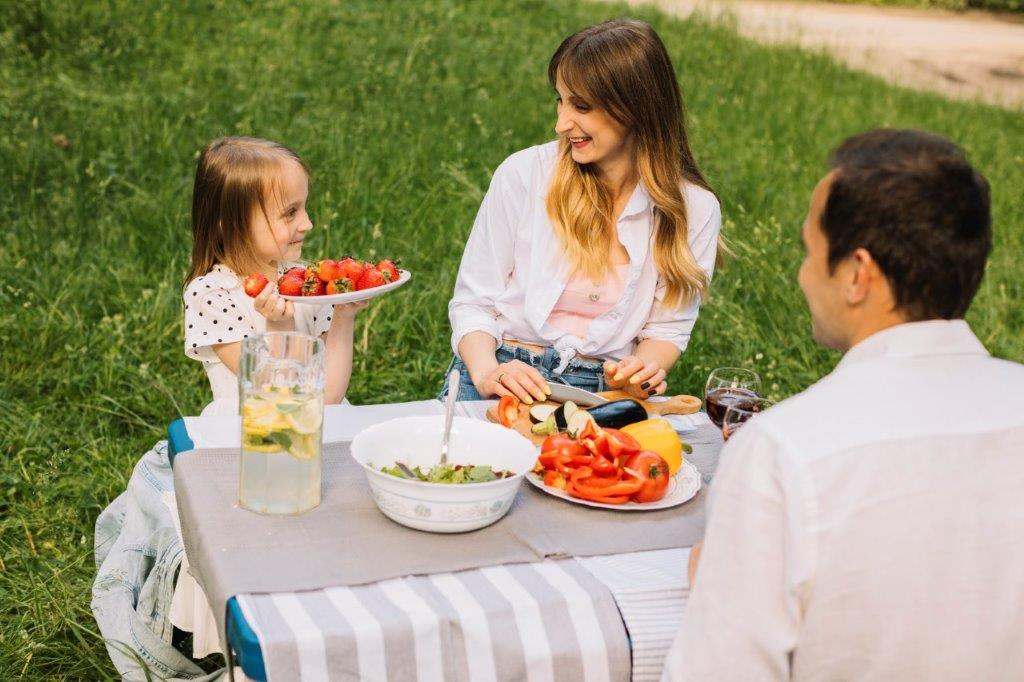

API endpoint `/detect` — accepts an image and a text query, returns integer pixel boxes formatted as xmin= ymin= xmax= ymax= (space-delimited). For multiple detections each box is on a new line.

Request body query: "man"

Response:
xmin=663 ymin=129 xmax=1024 ymax=680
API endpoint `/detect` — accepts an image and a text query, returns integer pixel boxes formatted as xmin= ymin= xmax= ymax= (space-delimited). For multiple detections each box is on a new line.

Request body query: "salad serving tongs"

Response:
xmin=440 ymin=369 xmax=460 ymax=466
xmin=393 ymin=370 xmax=459 ymax=478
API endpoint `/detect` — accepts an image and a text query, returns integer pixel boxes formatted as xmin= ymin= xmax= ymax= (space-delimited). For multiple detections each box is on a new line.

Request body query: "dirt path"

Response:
xmin=618 ymin=0 xmax=1024 ymax=108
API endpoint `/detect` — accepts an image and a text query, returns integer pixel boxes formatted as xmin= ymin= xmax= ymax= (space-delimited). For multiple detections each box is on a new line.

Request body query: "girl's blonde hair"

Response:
xmin=184 ymin=136 xmax=309 ymax=290
xmin=546 ymin=19 xmax=717 ymax=309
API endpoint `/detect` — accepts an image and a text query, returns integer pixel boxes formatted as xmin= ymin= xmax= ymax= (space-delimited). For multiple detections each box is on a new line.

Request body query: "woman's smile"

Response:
xmin=569 ymin=135 xmax=592 ymax=149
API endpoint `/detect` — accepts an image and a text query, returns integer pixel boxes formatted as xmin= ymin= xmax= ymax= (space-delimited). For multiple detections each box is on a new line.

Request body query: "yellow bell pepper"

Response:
xmin=621 ymin=418 xmax=684 ymax=475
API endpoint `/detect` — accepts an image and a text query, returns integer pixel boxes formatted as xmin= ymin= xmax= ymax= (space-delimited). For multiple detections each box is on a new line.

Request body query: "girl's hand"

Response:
xmin=480 ymin=360 xmax=549 ymax=404
xmin=604 ymin=356 xmax=667 ymax=398
xmin=332 ymin=300 xmax=369 ymax=320
xmin=253 ymin=282 xmax=295 ymax=327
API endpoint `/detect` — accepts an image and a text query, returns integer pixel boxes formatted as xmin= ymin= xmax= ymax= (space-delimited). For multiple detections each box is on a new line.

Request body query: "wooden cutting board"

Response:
xmin=485 ymin=390 xmax=702 ymax=446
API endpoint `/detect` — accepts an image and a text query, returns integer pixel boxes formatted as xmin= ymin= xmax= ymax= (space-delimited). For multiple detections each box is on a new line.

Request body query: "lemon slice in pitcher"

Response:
xmin=286 ymin=403 xmax=322 ymax=435
xmin=286 ymin=433 xmax=319 ymax=460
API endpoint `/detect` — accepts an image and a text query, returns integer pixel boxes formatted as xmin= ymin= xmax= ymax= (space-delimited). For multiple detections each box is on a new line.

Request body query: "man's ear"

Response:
xmin=844 ymin=247 xmax=878 ymax=305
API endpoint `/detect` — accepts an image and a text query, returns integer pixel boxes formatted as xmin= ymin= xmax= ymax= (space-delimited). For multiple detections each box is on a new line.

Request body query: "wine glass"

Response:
xmin=704 ymin=368 xmax=762 ymax=428
xmin=722 ymin=397 xmax=775 ymax=441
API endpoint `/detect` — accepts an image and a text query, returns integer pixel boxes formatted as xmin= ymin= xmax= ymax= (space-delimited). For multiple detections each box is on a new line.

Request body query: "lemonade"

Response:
xmin=239 ymin=388 xmax=323 ymax=515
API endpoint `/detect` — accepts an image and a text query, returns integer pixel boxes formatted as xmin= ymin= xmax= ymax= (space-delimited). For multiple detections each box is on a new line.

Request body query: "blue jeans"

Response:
xmin=92 ymin=441 xmax=224 ymax=681
xmin=438 ymin=343 xmax=607 ymax=400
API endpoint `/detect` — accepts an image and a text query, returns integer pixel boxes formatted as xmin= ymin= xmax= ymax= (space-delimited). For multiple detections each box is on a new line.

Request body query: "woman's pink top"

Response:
xmin=547 ymin=264 xmax=630 ymax=339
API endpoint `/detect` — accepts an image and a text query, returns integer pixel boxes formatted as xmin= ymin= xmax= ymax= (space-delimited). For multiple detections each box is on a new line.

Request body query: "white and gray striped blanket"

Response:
xmin=236 ymin=548 xmax=691 ymax=681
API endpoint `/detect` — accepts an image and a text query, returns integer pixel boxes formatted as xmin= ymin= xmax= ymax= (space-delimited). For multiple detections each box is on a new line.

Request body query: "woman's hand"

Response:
xmin=479 ymin=360 xmax=550 ymax=404
xmin=331 ymin=300 xmax=369 ymax=320
xmin=253 ymin=283 xmax=295 ymax=329
xmin=603 ymin=356 xmax=667 ymax=399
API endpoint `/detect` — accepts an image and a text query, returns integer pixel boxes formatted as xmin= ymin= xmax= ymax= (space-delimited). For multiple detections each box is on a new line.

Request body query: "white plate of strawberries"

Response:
xmin=243 ymin=258 xmax=411 ymax=305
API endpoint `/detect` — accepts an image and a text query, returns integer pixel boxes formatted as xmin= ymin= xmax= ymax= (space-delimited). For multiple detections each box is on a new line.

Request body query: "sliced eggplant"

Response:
xmin=567 ymin=410 xmax=596 ymax=438
xmin=531 ymin=413 xmax=558 ymax=436
xmin=529 ymin=403 xmax=558 ymax=424
xmin=585 ymin=399 xmax=647 ymax=429
xmin=552 ymin=400 xmax=579 ymax=431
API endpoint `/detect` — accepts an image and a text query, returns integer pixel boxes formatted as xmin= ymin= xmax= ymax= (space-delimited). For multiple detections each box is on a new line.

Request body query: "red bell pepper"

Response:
xmin=497 ymin=395 xmax=520 ymax=428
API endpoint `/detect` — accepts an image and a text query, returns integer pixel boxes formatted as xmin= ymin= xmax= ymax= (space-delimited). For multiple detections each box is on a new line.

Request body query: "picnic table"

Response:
xmin=167 ymin=399 xmax=723 ymax=681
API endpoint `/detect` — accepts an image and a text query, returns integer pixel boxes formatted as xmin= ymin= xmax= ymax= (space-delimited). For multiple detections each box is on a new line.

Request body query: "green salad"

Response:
xmin=380 ymin=462 xmax=515 ymax=484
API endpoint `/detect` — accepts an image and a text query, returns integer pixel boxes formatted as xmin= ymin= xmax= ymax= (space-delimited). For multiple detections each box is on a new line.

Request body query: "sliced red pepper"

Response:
xmin=569 ymin=465 xmax=595 ymax=485
xmin=574 ymin=476 xmax=644 ymax=498
xmin=542 ymin=449 xmax=592 ymax=469
xmin=603 ymin=428 xmax=642 ymax=458
xmin=567 ymin=482 xmax=631 ymax=504
xmin=577 ymin=419 xmax=600 ymax=442
xmin=543 ymin=470 xmax=568 ymax=490
xmin=497 ymin=395 xmax=520 ymax=428
xmin=578 ymin=472 xmax=622 ymax=488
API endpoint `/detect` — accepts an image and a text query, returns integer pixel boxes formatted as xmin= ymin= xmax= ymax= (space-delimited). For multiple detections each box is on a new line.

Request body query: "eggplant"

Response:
xmin=585 ymin=399 xmax=647 ymax=429
xmin=529 ymin=403 xmax=557 ymax=424
xmin=531 ymin=414 xmax=558 ymax=436
xmin=567 ymin=410 xmax=596 ymax=438
xmin=552 ymin=400 xmax=579 ymax=431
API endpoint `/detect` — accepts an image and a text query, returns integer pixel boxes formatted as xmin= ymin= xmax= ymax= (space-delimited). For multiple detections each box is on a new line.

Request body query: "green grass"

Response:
xmin=1 ymin=0 xmax=1021 ymax=677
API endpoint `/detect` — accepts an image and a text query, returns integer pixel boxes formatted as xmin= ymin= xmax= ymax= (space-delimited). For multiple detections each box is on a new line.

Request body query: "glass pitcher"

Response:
xmin=238 ymin=332 xmax=325 ymax=515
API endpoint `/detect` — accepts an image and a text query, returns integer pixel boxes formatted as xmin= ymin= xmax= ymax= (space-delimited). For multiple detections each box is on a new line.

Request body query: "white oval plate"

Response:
xmin=526 ymin=459 xmax=702 ymax=511
xmin=281 ymin=270 xmax=412 ymax=305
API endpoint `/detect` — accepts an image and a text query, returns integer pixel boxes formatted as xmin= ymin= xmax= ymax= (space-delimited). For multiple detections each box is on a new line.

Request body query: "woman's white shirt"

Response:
xmin=449 ymin=141 xmax=721 ymax=372
xmin=183 ymin=264 xmax=333 ymax=416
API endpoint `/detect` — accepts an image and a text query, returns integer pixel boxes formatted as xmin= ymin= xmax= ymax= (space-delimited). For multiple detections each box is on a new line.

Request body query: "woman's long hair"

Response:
xmin=183 ymin=136 xmax=308 ymax=291
xmin=547 ymin=19 xmax=716 ymax=309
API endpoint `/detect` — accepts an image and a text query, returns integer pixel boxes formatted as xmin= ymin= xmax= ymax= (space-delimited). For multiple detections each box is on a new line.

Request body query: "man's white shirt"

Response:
xmin=664 ymin=320 xmax=1024 ymax=681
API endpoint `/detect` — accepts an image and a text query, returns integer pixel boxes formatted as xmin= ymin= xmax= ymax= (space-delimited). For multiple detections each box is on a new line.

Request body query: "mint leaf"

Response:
xmin=269 ymin=431 xmax=293 ymax=450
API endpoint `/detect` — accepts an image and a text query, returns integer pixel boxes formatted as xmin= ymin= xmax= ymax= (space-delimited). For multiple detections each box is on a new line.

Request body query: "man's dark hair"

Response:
xmin=823 ymin=128 xmax=991 ymax=321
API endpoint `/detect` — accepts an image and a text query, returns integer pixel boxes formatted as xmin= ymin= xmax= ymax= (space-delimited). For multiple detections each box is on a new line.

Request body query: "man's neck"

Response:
xmin=843 ymin=313 xmax=910 ymax=352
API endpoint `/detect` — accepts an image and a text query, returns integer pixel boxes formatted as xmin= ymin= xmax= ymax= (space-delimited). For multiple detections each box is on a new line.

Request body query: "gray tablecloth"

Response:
xmin=174 ymin=419 xmax=723 ymax=641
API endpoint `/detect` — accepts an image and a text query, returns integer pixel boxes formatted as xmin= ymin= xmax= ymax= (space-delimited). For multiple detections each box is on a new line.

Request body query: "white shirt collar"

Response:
xmin=837 ymin=319 xmax=988 ymax=371
xmin=620 ymin=181 xmax=652 ymax=219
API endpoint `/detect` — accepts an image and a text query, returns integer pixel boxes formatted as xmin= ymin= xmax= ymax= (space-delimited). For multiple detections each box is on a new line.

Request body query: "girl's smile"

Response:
xmin=250 ymin=158 xmax=312 ymax=273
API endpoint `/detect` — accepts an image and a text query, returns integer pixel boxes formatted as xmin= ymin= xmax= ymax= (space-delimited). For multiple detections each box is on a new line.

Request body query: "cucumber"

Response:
xmin=585 ymin=399 xmax=647 ymax=429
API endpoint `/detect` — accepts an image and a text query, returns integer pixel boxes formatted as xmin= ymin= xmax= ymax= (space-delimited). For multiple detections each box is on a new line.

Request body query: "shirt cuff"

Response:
xmin=635 ymin=330 xmax=691 ymax=353
xmin=450 ymin=315 xmax=503 ymax=356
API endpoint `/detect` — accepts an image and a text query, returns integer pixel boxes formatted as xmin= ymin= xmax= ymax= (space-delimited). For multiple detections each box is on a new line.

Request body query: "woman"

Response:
xmin=443 ymin=18 xmax=722 ymax=403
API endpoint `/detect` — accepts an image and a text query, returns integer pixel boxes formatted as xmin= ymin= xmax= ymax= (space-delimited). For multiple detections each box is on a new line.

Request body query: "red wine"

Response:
xmin=705 ymin=387 xmax=759 ymax=427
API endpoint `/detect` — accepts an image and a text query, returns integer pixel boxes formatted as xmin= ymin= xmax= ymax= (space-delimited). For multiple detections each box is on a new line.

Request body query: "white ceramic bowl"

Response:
xmin=350 ymin=416 xmax=538 ymax=533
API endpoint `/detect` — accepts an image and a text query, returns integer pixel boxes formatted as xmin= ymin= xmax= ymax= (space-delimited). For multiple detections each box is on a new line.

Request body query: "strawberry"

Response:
xmin=277 ymin=272 xmax=305 ymax=296
xmin=302 ymin=271 xmax=325 ymax=296
xmin=337 ymin=257 xmax=366 ymax=283
xmin=355 ymin=266 xmax=386 ymax=290
xmin=376 ymin=259 xmax=399 ymax=283
xmin=243 ymin=273 xmax=269 ymax=298
xmin=325 ymin=278 xmax=353 ymax=295
xmin=313 ymin=259 xmax=342 ymax=282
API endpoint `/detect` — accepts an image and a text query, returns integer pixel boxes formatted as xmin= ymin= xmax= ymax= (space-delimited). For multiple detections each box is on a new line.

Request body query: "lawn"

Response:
xmin=1 ymin=0 xmax=1021 ymax=677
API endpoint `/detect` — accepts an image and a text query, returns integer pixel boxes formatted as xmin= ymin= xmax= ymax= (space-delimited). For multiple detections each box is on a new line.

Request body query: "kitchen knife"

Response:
xmin=545 ymin=381 xmax=610 ymax=407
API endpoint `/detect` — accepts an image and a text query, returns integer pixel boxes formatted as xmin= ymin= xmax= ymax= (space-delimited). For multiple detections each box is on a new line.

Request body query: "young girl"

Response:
xmin=93 ymin=137 xmax=363 ymax=679
xmin=444 ymin=19 xmax=722 ymax=404
xmin=184 ymin=136 xmax=365 ymax=415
